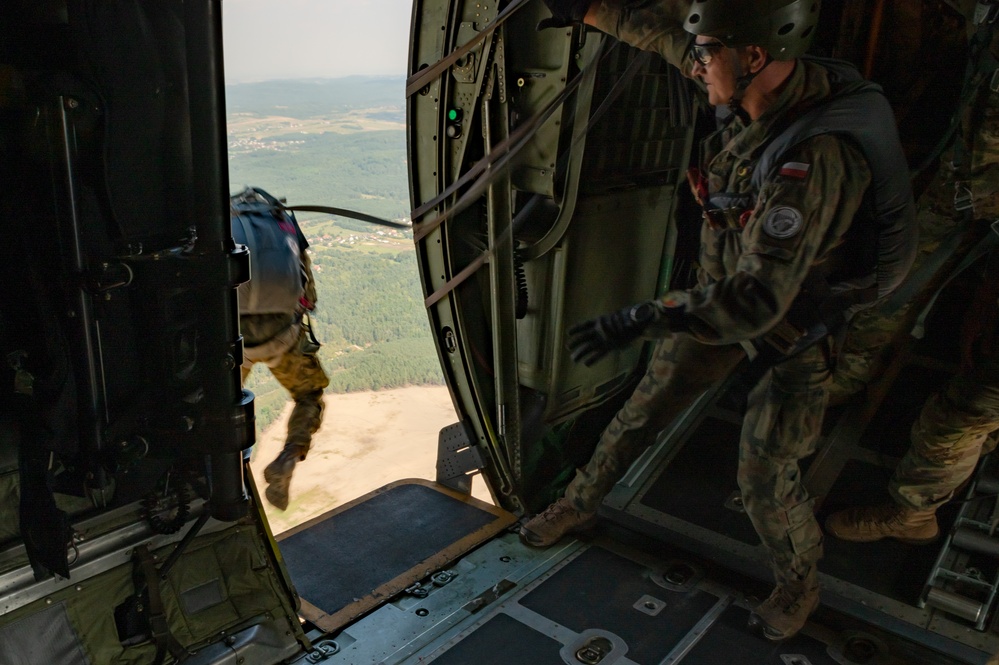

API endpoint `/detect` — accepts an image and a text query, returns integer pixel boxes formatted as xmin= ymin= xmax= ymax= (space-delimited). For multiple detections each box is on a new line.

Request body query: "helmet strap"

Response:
xmin=726 ymin=52 xmax=774 ymax=123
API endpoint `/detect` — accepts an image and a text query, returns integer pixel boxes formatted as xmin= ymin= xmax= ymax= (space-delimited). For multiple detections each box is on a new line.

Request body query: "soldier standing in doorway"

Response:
xmin=520 ymin=0 xmax=917 ymax=641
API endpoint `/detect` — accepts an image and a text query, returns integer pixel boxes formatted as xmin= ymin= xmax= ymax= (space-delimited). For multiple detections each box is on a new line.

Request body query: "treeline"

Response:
xmin=230 ymin=130 xmax=411 ymax=228
xmin=308 ymin=247 xmax=430 ymax=346
xmin=322 ymin=339 xmax=444 ymax=393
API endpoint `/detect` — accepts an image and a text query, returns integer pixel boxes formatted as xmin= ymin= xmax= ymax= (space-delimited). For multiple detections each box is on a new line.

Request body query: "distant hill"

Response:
xmin=226 ymin=76 xmax=405 ymax=119
xmin=226 ymin=76 xmax=410 ymax=228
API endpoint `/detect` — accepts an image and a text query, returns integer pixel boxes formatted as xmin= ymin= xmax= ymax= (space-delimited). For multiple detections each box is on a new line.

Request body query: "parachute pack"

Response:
xmin=230 ymin=187 xmax=310 ymax=316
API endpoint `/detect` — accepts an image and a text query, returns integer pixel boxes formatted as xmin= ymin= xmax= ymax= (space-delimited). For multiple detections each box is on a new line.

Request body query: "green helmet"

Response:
xmin=684 ymin=0 xmax=820 ymax=61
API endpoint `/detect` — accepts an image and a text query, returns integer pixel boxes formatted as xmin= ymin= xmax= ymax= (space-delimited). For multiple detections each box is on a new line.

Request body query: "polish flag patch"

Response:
xmin=779 ymin=161 xmax=811 ymax=179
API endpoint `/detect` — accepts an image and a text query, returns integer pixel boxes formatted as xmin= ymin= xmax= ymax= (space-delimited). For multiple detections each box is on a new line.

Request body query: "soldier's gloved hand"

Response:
xmin=568 ymin=299 xmax=683 ymax=366
xmin=537 ymin=0 xmax=593 ymax=30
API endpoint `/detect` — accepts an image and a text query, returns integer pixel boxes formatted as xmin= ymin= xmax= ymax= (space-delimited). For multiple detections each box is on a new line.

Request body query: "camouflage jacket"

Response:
xmin=591 ymin=0 xmax=875 ymax=345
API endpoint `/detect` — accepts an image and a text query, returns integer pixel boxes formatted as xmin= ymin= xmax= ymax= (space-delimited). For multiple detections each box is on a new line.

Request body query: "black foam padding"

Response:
xmin=279 ymin=483 xmax=497 ymax=613
xmin=639 ymin=416 xmax=761 ymax=545
xmin=519 ymin=546 xmax=719 ymax=665
xmin=682 ymin=605 xmax=838 ymax=664
xmin=430 ymin=613 xmax=565 ymax=665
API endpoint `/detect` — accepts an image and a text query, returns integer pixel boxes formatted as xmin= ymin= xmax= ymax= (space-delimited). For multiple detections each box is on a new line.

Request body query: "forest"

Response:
xmin=228 ymin=76 xmax=446 ymax=429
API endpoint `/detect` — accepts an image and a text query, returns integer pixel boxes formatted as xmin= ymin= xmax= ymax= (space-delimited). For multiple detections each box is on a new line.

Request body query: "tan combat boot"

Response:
xmin=748 ymin=582 xmax=820 ymax=641
xmin=263 ymin=446 xmax=305 ymax=511
xmin=519 ymin=497 xmax=597 ymax=548
xmin=824 ymin=503 xmax=938 ymax=544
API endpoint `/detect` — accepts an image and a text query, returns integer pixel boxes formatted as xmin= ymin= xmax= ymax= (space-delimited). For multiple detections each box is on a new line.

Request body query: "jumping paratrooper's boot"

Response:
xmin=519 ymin=497 xmax=597 ymax=548
xmin=748 ymin=580 xmax=820 ymax=641
xmin=824 ymin=502 xmax=939 ymax=544
xmin=263 ymin=445 xmax=307 ymax=511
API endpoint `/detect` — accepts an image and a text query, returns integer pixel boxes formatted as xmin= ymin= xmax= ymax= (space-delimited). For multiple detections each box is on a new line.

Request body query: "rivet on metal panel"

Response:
xmin=634 ymin=594 xmax=666 ymax=616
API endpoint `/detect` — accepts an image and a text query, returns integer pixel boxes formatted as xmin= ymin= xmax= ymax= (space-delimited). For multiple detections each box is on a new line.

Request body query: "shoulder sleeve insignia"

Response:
xmin=762 ymin=206 xmax=804 ymax=239
xmin=778 ymin=162 xmax=810 ymax=179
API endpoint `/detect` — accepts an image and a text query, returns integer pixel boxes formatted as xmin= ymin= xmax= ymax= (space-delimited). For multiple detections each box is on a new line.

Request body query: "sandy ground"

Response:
xmin=248 ymin=385 xmax=495 ymax=535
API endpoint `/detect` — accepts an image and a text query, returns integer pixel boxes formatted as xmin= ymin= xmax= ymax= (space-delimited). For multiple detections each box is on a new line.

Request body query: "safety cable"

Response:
xmin=405 ymin=0 xmax=532 ymax=99
xmin=278 ymin=203 xmax=411 ymax=229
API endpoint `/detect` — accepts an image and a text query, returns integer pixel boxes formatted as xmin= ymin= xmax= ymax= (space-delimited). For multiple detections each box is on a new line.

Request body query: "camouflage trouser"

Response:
xmin=891 ymin=344 xmax=999 ymax=511
xmin=738 ymin=342 xmax=830 ymax=587
xmin=565 ymin=333 xmax=830 ymax=587
xmin=241 ymin=320 xmax=330 ymax=457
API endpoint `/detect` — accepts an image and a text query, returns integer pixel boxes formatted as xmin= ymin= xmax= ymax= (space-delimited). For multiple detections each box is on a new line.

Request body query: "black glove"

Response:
xmin=568 ymin=299 xmax=682 ymax=366
xmin=537 ymin=0 xmax=593 ymax=30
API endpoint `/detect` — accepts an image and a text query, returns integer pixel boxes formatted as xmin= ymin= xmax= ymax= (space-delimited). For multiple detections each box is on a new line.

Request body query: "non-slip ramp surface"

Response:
xmin=277 ymin=479 xmax=515 ymax=631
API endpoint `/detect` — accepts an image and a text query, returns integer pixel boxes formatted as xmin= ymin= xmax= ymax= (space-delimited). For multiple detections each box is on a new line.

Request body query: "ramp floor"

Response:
xmin=422 ymin=541 xmax=842 ymax=665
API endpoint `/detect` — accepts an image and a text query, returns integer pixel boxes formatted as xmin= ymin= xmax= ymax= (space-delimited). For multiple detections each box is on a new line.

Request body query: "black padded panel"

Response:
xmin=280 ymin=482 xmax=500 ymax=614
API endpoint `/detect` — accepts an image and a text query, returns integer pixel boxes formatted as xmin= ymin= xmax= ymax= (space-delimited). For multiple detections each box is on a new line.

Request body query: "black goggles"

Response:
xmin=690 ymin=41 xmax=726 ymax=66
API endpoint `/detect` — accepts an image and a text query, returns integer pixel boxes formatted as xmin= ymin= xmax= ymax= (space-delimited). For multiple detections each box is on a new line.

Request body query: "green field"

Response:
xmin=229 ymin=76 xmax=445 ymax=431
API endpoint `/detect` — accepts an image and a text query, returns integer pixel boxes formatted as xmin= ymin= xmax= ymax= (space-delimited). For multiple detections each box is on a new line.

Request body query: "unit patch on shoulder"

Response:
xmin=779 ymin=161 xmax=810 ymax=179
xmin=762 ymin=206 xmax=804 ymax=240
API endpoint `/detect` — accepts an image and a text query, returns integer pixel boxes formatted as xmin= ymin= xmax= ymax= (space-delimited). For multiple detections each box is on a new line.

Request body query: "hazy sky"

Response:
xmin=222 ymin=0 xmax=413 ymax=83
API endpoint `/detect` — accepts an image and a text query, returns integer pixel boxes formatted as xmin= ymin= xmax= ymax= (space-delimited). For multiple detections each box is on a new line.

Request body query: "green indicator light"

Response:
xmin=448 ymin=109 xmax=459 ymax=121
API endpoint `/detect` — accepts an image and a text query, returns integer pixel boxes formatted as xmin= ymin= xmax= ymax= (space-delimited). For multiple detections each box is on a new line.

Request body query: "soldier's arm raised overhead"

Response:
xmin=540 ymin=0 xmax=696 ymax=72
xmin=584 ymin=0 xmax=697 ymax=73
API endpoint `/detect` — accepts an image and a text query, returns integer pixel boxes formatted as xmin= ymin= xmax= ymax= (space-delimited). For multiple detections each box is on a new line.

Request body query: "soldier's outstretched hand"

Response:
xmin=568 ymin=300 xmax=671 ymax=366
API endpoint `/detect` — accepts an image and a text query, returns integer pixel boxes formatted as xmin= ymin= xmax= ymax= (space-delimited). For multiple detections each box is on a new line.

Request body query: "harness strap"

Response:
xmin=134 ymin=545 xmax=189 ymax=665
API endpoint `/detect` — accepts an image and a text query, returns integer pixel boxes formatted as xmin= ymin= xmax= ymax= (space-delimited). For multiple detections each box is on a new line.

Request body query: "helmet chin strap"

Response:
xmin=726 ymin=51 xmax=773 ymax=123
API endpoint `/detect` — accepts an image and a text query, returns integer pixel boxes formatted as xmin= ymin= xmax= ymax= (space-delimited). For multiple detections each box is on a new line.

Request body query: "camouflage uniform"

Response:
xmin=565 ymin=0 xmax=890 ymax=589
xmin=241 ymin=317 xmax=329 ymax=458
xmin=830 ymin=0 xmax=999 ymax=509
xmin=242 ymin=250 xmax=330 ymax=507
xmin=893 ymin=344 xmax=999 ymax=511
